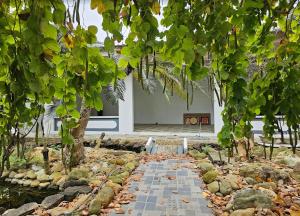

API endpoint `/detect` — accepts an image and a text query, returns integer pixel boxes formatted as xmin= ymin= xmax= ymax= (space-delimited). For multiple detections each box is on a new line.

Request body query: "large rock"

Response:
xmin=68 ymin=167 xmax=90 ymax=180
xmin=30 ymin=180 xmax=40 ymax=187
xmin=9 ymin=171 xmax=17 ymax=178
xmin=106 ymin=181 xmax=122 ymax=194
xmin=1 ymin=171 xmax=9 ymax=178
xmin=207 ymin=181 xmax=219 ymax=193
xmin=37 ymin=174 xmax=51 ymax=182
xmin=108 ymin=175 xmax=124 ymax=185
xmin=256 ymin=182 xmax=277 ymax=190
xmin=219 ymin=179 xmax=232 ymax=195
xmin=61 ymin=179 xmax=88 ymax=189
xmin=41 ymin=194 xmax=64 ymax=209
xmin=39 ymin=182 xmax=50 ymax=189
xmin=23 ymin=180 xmax=31 ymax=187
xmin=89 ymin=186 xmax=114 ymax=215
xmin=125 ymin=162 xmax=136 ymax=172
xmin=203 ymin=169 xmax=218 ymax=184
xmin=14 ymin=173 xmax=25 ymax=179
xmin=62 ymin=185 xmax=92 ymax=201
xmin=233 ymin=189 xmax=272 ymax=209
xmin=230 ymin=208 xmax=255 ymax=216
xmin=188 ymin=150 xmax=207 ymax=160
xmin=3 ymin=202 xmax=38 ymax=216
xmin=239 ymin=164 xmax=261 ymax=179
xmin=275 ymin=152 xmax=300 ymax=168
xmin=25 ymin=170 xmax=37 ymax=180
xmin=225 ymin=174 xmax=239 ymax=190
xmin=109 ymin=158 xmax=126 ymax=165
xmin=197 ymin=162 xmax=215 ymax=174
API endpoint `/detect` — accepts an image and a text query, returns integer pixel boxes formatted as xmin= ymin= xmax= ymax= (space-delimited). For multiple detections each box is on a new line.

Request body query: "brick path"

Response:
xmin=110 ymin=159 xmax=213 ymax=216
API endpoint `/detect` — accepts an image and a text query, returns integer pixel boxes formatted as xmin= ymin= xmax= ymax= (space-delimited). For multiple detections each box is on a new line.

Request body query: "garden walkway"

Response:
xmin=109 ymin=158 xmax=213 ymax=216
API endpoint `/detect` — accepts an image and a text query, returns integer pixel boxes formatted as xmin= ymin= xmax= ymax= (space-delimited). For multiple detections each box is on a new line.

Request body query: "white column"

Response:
xmin=213 ymin=86 xmax=224 ymax=136
xmin=119 ymin=73 xmax=134 ymax=133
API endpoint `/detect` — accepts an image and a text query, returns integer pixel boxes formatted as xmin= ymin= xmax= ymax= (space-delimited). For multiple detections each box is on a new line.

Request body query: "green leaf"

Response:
xmin=88 ymin=25 xmax=98 ymax=35
xmin=40 ymin=21 xmax=57 ymax=39
xmin=104 ymin=37 xmax=114 ymax=52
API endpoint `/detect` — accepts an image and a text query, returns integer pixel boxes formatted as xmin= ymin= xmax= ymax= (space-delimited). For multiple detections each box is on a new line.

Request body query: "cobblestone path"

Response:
xmin=109 ymin=159 xmax=213 ymax=216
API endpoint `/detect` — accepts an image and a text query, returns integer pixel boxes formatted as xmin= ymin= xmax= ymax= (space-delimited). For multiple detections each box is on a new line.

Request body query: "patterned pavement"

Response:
xmin=109 ymin=159 xmax=213 ymax=216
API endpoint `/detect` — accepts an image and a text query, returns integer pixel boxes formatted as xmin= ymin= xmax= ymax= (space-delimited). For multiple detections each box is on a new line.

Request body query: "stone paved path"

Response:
xmin=110 ymin=159 xmax=213 ymax=216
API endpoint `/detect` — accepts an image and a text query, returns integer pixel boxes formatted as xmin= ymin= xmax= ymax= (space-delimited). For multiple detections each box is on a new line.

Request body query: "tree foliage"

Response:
xmin=0 ymin=0 xmax=300 ymax=173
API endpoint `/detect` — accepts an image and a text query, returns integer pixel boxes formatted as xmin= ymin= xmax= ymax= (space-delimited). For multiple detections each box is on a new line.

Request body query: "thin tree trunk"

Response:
xmin=288 ymin=126 xmax=294 ymax=154
xmin=68 ymin=98 xmax=90 ymax=167
xmin=294 ymin=128 xmax=297 ymax=154
xmin=269 ymin=137 xmax=274 ymax=160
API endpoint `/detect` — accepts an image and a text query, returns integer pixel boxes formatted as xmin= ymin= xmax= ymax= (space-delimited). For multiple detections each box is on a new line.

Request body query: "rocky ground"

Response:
xmin=189 ymin=146 xmax=300 ymax=216
xmin=1 ymin=146 xmax=140 ymax=216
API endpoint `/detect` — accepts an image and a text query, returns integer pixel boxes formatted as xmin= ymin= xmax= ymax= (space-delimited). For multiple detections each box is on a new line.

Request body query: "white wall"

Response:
xmin=134 ymin=78 xmax=214 ymax=125
xmin=102 ymin=94 xmax=118 ymax=116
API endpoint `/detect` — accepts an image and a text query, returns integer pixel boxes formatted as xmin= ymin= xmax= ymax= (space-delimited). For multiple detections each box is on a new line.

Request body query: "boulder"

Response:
xmin=197 ymin=162 xmax=215 ymax=174
xmin=207 ymin=181 xmax=219 ymax=193
xmin=108 ymin=175 xmax=124 ymax=185
xmin=275 ymin=154 xmax=300 ymax=168
xmin=9 ymin=171 xmax=17 ymax=178
xmin=39 ymin=182 xmax=50 ymax=189
xmin=11 ymin=179 xmax=18 ymax=184
xmin=256 ymin=182 xmax=277 ymax=190
xmin=2 ymin=171 xmax=9 ymax=178
xmin=203 ymin=170 xmax=218 ymax=184
xmin=23 ymin=180 xmax=31 ymax=187
xmin=188 ymin=150 xmax=207 ymax=160
xmin=68 ymin=167 xmax=90 ymax=180
xmin=258 ymin=187 xmax=277 ymax=200
xmin=106 ymin=181 xmax=122 ymax=194
xmin=30 ymin=180 xmax=40 ymax=187
xmin=14 ymin=173 xmax=25 ymax=179
xmin=230 ymin=208 xmax=255 ymax=216
xmin=225 ymin=174 xmax=239 ymax=190
xmin=41 ymin=194 xmax=64 ymax=209
xmin=61 ymin=179 xmax=88 ymax=189
xmin=219 ymin=179 xmax=232 ymax=195
xmin=233 ymin=189 xmax=272 ymax=209
xmin=37 ymin=174 xmax=51 ymax=182
xmin=109 ymin=159 xmax=126 ymax=166
xmin=62 ymin=185 xmax=92 ymax=201
xmin=89 ymin=187 xmax=114 ymax=214
xmin=239 ymin=164 xmax=261 ymax=180
xmin=25 ymin=170 xmax=37 ymax=180
xmin=125 ymin=162 xmax=136 ymax=172
xmin=2 ymin=202 xmax=38 ymax=216
xmin=244 ymin=177 xmax=257 ymax=185
xmin=31 ymin=165 xmax=43 ymax=172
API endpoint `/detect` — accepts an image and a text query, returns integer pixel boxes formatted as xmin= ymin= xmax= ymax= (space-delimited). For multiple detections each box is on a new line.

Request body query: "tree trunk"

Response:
xmin=68 ymin=99 xmax=90 ymax=167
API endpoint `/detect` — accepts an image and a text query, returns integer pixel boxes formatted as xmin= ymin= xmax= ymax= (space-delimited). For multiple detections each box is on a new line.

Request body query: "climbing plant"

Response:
xmin=92 ymin=0 xmax=300 ymax=155
xmin=1 ymin=0 xmax=300 ymax=174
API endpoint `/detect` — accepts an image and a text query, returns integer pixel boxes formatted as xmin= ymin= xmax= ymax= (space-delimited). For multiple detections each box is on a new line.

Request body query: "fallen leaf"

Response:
xmin=167 ymin=176 xmax=176 ymax=180
xmin=115 ymin=208 xmax=125 ymax=214
xmin=182 ymin=198 xmax=190 ymax=203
